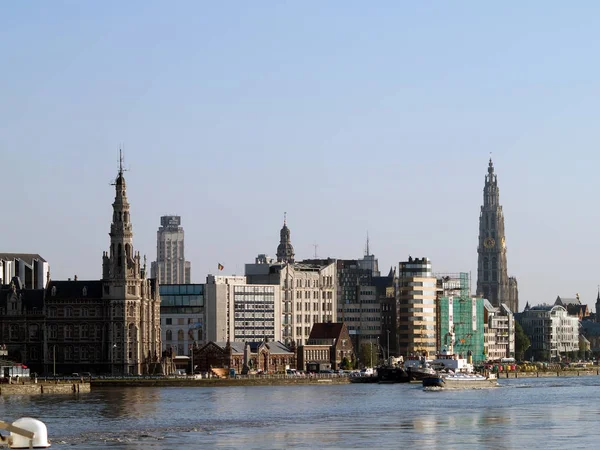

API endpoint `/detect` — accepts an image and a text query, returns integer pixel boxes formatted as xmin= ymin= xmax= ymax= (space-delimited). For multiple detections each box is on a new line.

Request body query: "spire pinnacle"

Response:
xmin=119 ymin=148 xmax=124 ymax=176
xmin=284 ymin=211 xmax=287 ymax=226
xmin=365 ymin=231 xmax=370 ymax=256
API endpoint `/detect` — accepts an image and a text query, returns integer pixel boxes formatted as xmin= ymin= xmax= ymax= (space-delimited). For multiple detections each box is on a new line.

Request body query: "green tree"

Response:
xmin=340 ymin=357 xmax=351 ymax=370
xmin=515 ymin=321 xmax=531 ymax=361
xmin=359 ymin=343 xmax=377 ymax=368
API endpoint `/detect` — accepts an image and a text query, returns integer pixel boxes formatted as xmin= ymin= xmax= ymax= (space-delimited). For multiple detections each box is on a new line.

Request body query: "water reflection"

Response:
xmin=1 ymin=379 xmax=600 ymax=449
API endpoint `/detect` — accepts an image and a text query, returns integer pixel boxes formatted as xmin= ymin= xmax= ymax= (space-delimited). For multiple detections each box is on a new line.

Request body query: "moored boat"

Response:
xmin=423 ymin=372 xmax=498 ymax=389
xmin=376 ymin=366 xmax=410 ymax=383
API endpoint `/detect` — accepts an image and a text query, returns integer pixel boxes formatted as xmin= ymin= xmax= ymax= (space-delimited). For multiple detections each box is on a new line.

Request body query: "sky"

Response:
xmin=2 ymin=2 xmax=600 ymax=310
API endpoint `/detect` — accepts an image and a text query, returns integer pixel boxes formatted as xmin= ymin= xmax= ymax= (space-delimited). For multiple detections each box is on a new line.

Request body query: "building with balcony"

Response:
xmin=483 ymin=301 xmax=514 ymax=361
xmin=394 ymin=257 xmax=437 ymax=357
xmin=517 ymin=304 xmax=579 ymax=360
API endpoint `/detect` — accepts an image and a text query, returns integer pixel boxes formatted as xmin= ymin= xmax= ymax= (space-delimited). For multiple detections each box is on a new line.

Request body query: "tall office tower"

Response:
xmin=151 ymin=216 xmax=191 ymax=284
xmin=476 ymin=159 xmax=519 ymax=313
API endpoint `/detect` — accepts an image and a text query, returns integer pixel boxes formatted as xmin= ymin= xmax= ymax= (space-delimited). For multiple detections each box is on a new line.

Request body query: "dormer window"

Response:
xmin=82 ymin=286 xmax=88 ymax=297
xmin=51 ymin=286 xmax=57 ymax=296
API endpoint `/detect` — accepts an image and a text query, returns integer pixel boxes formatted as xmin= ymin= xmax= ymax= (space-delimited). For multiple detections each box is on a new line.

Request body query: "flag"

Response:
xmin=218 ymin=263 xmax=224 ymax=271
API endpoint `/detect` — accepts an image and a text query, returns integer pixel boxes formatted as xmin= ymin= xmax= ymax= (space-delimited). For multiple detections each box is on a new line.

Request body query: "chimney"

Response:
xmin=74 ymin=275 xmax=78 ymax=281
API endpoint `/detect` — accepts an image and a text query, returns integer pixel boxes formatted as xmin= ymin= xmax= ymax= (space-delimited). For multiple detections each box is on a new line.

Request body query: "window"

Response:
xmin=177 ymin=329 xmax=184 ymax=341
xmin=166 ymin=330 xmax=172 ymax=341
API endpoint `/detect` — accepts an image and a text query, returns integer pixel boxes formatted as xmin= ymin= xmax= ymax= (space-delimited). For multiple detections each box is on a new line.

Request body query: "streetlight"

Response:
xmin=111 ymin=344 xmax=117 ymax=376
xmin=387 ymin=329 xmax=390 ymax=363
xmin=370 ymin=340 xmax=373 ymax=368
xmin=53 ymin=345 xmax=56 ymax=377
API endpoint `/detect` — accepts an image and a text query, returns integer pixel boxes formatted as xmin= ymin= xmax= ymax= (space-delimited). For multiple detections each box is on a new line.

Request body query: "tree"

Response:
xmin=514 ymin=321 xmax=531 ymax=361
xmin=340 ymin=357 xmax=351 ymax=370
xmin=359 ymin=343 xmax=377 ymax=368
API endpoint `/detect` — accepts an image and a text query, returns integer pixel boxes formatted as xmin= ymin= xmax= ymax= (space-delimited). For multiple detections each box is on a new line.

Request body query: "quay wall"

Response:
xmin=92 ymin=377 xmax=351 ymax=387
xmin=500 ymin=370 xmax=600 ymax=379
xmin=0 ymin=381 xmax=90 ymax=395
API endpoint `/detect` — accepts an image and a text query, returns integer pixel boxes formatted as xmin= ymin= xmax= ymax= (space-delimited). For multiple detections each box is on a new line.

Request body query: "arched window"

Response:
xmin=166 ymin=330 xmax=172 ymax=341
xmin=484 ymin=272 xmax=489 ymax=282
xmin=177 ymin=330 xmax=184 ymax=341
xmin=117 ymin=244 xmax=122 ymax=268
xmin=492 ymin=257 xmax=497 ymax=270
xmin=483 ymin=257 xmax=489 ymax=270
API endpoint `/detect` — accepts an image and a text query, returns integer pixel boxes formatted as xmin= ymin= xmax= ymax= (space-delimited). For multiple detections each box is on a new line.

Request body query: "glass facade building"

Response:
xmin=159 ymin=284 xmax=205 ymax=356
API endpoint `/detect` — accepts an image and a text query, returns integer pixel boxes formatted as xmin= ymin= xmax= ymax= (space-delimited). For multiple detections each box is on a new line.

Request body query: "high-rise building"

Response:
xmin=392 ymin=257 xmax=437 ymax=357
xmin=476 ymin=159 xmax=519 ymax=313
xmin=151 ymin=216 xmax=191 ymax=284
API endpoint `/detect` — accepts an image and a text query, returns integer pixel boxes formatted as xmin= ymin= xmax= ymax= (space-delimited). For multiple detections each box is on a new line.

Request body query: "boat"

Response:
xmin=349 ymin=374 xmax=379 ymax=383
xmin=376 ymin=366 xmax=410 ymax=383
xmin=403 ymin=355 xmax=437 ymax=381
xmin=423 ymin=372 xmax=498 ymax=389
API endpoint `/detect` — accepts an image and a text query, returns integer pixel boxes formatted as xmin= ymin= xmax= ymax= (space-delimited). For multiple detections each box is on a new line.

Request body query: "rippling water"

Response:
xmin=1 ymin=377 xmax=599 ymax=449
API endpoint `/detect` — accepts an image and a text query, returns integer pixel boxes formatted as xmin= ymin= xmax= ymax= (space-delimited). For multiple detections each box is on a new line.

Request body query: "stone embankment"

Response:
xmin=0 ymin=380 xmax=91 ymax=395
xmin=93 ymin=375 xmax=351 ymax=387
xmin=499 ymin=369 xmax=600 ymax=379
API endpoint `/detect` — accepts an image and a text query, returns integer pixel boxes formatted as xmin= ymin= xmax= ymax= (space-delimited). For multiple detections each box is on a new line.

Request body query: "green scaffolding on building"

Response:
xmin=438 ymin=273 xmax=485 ymax=363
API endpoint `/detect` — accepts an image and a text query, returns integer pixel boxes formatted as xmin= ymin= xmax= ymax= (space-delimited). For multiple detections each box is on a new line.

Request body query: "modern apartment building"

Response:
xmin=160 ymin=284 xmax=205 ymax=356
xmin=396 ymin=257 xmax=437 ymax=356
xmin=151 ymin=216 xmax=191 ymax=284
xmin=205 ymin=275 xmax=281 ymax=343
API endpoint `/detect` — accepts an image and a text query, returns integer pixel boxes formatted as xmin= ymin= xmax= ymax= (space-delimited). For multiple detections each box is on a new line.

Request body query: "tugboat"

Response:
xmin=376 ymin=365 xmax=410 ymax=383
xmin=404 ymin=355 xmax=437 ymax=381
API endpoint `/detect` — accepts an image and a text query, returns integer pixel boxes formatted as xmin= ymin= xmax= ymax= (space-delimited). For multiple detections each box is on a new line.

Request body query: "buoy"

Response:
xmin=8 ymin=417 xmax=51 ymax=448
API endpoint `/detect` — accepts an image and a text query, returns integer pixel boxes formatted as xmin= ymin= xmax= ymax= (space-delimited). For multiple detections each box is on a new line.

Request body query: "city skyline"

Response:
xmin=3 ymin=3 xmax=600 ymax=309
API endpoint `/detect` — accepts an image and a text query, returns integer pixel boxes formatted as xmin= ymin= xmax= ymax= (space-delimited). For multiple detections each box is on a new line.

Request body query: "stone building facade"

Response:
xmin=0 ymin=154 xmax=162 ymax=376
xmin=194 ymin=340 xmax=295 ymax=374
xmin=297 ymin=322 xmax=354 ymax=371
xmin=476 ymin=159 xmax=519 ymax=313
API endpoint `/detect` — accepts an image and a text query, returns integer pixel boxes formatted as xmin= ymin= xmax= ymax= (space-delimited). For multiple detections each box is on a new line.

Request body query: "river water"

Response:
xmin=0 ymin=376 xmax=598 ymax=449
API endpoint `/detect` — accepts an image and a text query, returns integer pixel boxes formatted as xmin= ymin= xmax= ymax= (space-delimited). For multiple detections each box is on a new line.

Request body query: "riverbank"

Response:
xmin=91 ymin=369 xmax=600 ymax=387
xmin=499 ymin=369 xmax=600 ymax=379
xmin=92 ymin=376 xmax=350 ymax=387
xmin=0 ymin=381 xmax=90 ymax=395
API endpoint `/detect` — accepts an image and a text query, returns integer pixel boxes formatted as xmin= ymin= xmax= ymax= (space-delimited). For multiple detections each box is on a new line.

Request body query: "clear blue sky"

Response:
xmin=2 ymin=2 xmax=600 ymax=310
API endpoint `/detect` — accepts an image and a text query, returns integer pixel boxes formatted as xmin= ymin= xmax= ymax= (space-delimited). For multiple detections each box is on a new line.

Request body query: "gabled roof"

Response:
xmin=210 ymin=341 xmax=293 ymax=355
xmin=46 ymin=280 xmax=103 ymax=299
xmin=309 ymin=322 xmax=345 ymax=340
xmin=0 ymin=253 xmax=47 ymax=264
xmin=556 ymin=296 xmax=581 ymax=306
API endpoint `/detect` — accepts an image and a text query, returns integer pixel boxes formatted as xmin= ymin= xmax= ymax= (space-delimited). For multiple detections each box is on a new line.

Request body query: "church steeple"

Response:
xmin=476 ymin=158 xmax=518 ymax=313
xmin=276 ymin=212 xmax=295 ymax=264
xmin=103 ymin=150 xmax=140 ymax=280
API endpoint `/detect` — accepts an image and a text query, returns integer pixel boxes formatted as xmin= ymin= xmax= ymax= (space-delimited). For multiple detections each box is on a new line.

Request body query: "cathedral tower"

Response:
xmin=276 ymin=213 xmax=295 ymax=264
xmin=476 ymin=159 xmax=519 ymax=313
